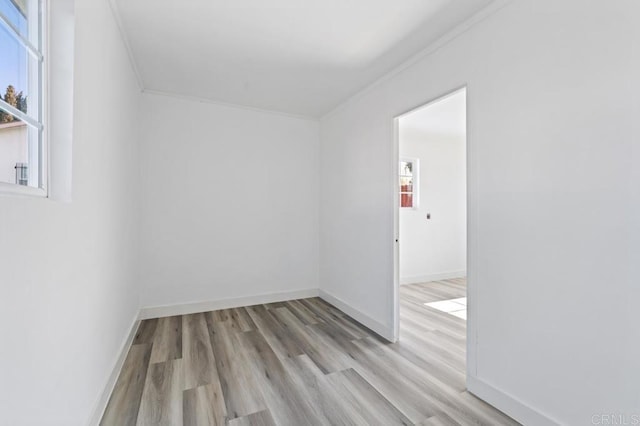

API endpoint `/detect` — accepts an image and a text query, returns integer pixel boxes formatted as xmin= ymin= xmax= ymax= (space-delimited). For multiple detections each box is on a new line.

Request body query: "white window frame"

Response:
xmin=0 ymin=0 xmax=48 ymax=198
xmin=399 ymin=157 xmax=419 ymax=209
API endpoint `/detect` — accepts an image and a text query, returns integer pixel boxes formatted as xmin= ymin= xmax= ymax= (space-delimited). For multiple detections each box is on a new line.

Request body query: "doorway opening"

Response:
xmin=393 ymin=87 xmax=468 ymax=352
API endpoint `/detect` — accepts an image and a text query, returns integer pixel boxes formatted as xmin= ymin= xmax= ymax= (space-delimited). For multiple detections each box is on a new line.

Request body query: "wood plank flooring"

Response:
xmin=101 ymin=279 xmax=519 ymax=425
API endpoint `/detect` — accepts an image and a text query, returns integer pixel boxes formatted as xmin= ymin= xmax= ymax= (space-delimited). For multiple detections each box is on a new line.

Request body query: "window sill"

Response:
xmin=0 ymin=182 xmax=47 ymax=198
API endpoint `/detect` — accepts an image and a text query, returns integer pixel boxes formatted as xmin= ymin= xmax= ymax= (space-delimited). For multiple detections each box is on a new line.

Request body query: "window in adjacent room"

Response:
xmin=0 ymin=0 xmax=46 ymax=195
xmin=400 ymin=157 xmax=418 ymax=208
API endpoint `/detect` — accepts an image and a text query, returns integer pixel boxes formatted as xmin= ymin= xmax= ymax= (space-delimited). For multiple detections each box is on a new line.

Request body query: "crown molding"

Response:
xmin=107 ymin=0 xmax=144 ymax=91
xmin=142 ymin=89 xmax=319 ymax=122
xmin=321 ymin=0 xmax=513 ymax=121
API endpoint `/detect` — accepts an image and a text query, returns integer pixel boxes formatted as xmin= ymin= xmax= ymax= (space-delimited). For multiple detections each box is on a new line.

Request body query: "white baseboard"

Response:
xmin=319 ymin=289 xmax=395 ymax=342
xmin=400 ymin=270 xmax=466 ymax=285
xmin=87 ymin=315 xmax=140 ymax=426
xmin=139 ymin=288 xmax=320 ymax=320
xmin=467 ymin=375 xmax=560 ymax=425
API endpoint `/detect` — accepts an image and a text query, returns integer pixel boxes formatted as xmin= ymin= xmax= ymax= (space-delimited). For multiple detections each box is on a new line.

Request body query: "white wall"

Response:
xmin=0 ymin=122 xmax=27 ymax=184
xmin=139 ymin=93 xmax=319 ymax=309
xmin=0 ymin=0 xmax=142 ymax=424
xmin=399 ymin=128 xmax=466 ymax=284
xmin=320 ymin=0 xmax=640 ymax=424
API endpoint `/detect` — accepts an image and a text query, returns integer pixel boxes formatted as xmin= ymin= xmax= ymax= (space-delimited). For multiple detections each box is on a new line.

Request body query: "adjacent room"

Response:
xmin=1 ymin=1 xmax=639 ymax=425
xmin=398 ymin=87 xmax=467 ymax=315
xmin=396 ymin=88 xmax=469 ymax=402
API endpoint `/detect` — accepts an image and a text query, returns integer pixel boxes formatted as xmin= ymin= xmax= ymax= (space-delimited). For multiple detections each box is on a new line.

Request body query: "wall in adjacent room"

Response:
xmin=399 ymin=128 xmax=466 ymax=284
xmin=0 ymin=0 xmax=142 ymax=424
xmin=138 ymin=92 xmax=320 ymax=310
xmin=319 ymin=0 xmax=640 ymax=423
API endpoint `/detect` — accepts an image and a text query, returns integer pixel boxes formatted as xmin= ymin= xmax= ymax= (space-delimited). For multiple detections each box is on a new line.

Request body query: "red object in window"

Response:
xmin=401 ymin=193 xmax=413 ymax=208
xmin=400 ymin=183 xmax=413 ymax=207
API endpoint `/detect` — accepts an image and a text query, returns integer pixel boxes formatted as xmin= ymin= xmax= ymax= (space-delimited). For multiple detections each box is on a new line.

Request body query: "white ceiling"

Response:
xmin=114 ymin=0 xmax=492 ymax=117
xmin=400 ymin=88 xmax=466 ymax=137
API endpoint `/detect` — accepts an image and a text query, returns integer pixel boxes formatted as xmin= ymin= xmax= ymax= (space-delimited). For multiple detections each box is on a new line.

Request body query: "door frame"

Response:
xmin=391 ymin=85 xmax=474 ymax=376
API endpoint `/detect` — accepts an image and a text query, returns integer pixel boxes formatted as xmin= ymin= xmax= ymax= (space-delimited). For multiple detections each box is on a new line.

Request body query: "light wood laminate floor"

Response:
xmin=101 ymin=279 xmax=518 ymax=425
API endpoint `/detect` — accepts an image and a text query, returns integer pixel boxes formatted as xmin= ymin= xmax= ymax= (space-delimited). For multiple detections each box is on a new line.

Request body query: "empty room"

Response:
xmin=1 ymin=0 xmax=639 ymax=425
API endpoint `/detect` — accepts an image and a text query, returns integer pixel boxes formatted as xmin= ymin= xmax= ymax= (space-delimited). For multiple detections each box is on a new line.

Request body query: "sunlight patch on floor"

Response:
xmin=424 ymin=297 xmax=467 ymax=320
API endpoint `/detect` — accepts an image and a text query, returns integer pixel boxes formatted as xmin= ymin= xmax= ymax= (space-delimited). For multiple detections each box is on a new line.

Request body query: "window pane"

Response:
xmin=0 ymin=30 xmax=33 ymax=110
xmin=0 ymin=0 xmax=40 ymax=121
xmin=0 ymin=0 xmax=33 ymax=42
xmin=0 ymin=118 xmax=29 ymax=185
xmin=400 ymin=176 xmax=413 ymax=192
xmin=400 ymin=161 xmax=413 ymax=176
xmin=0 ymin=0 xmax=40 ymax=189
xmin=401 ymin=193 xmax=413 ymax=208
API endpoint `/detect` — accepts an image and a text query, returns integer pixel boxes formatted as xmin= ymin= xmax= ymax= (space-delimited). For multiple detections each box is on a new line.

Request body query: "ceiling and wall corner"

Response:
xmin=322 ymin=0 xmax=512 ymax=120
xmin=106 ymin=0 xmax=145 ymax=90
xmin=110 ymin=0 xmax=508 ymax=117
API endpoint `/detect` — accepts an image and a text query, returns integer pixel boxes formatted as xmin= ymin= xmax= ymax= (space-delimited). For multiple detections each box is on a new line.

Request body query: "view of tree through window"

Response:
xmin=0 ymin=85 xmax=28 ymax=122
